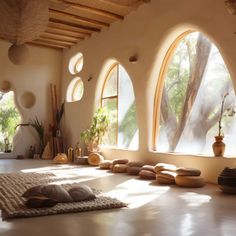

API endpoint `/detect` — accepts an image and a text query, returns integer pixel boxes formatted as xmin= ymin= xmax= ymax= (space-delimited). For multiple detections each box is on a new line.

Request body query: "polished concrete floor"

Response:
xmin=0 ymin=159 xmax=235 ymax=236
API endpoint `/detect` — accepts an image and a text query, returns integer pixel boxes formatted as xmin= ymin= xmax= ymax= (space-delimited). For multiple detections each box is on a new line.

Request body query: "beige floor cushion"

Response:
xmin=112 ymin=159 xmax=129 ymax=165
xmin=99 ymin=160 xmax=112 ymax=169
xmin=156 ymin=171 xmax=177 ymax=185
xmin=141 ymin=165 xmax=156 ymax=173
xmin=113 ymin=164 xmax=128 ymax=173
xmin=127 ymin=161 xmax=144 ymax=168
xmin=88 ymin=153 xmax=104 ymax=166
xmin=156 ymin=175 xmax=176 ymax=185
xmin=175 ymin=175 xmax=205 ymax=188
xmin=154 ymin=163 xmax=177 ymax=173
xmin=176 ymin=167 xmax=201 ymax=176
xmin=139 ymin=170 xmax=156 ymax=180
xmin=127 ymin=166 xmax=141 ymax=175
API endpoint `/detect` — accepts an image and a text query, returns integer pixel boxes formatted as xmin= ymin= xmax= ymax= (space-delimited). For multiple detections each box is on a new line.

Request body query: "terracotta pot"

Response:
xmin=212 ymin=136 xmax=225 ymax=157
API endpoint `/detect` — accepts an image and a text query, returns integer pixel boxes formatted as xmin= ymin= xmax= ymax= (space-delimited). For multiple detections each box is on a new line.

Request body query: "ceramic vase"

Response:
xmin=212 ymin=136 xmax=225 ymax=157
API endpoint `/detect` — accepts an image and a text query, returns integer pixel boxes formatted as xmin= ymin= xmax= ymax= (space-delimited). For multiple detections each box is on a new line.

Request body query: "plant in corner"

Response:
xmin=212 ymin=93 xmax=235 ymax=157
xmin=80 ymin=108 xmax=109 ymax=153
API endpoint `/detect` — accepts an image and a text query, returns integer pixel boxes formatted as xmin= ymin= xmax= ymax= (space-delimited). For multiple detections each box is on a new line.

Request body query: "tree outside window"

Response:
xmin=154 ymin=31 xmax=236 ymax=156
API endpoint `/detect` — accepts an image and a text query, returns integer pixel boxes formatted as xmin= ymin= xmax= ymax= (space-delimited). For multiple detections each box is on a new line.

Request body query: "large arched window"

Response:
xmin=153 ymin=31 xmax=236 ymax=156
xmin=101 ymin=63 xmax=138 ymax=150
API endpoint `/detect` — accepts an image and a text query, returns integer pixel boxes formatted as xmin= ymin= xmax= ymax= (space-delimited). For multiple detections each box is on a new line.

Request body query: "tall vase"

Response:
xmin=212 ymin=136 xmax=225 ymax=157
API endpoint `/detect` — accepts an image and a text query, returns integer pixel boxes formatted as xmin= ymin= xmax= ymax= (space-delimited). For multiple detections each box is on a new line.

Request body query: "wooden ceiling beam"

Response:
xmin=49 ymin=17 xmax=101 ymax=33
xmin=49 ymin=8 xmax=110 ymax=28
xmin=61 ymin=0 xmax=124 ymax=20
xmin=48 ymin=21 xmax=92 ymax=35
xmin=38 ymin=37 xmax=76 ymax=46
xmin=46 ymin=27 xmax=87 ymax=39
xmin=41 ymin=32 xmax=82 ymax=42
xmin=29 ymin=41 xmax=66 ymax=49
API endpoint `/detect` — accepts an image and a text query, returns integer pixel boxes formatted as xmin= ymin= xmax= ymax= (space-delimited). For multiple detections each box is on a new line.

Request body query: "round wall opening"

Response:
xmin=66 ymin=77 xmax=84 ymax=102
xmin=68 ymin=52 xmax=84 ymax=75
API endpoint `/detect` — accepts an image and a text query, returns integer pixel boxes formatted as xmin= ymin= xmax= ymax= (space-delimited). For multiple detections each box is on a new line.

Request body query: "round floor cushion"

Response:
xmin=127 ymin=161 xmax=144 ymax=168
xmin=141 ymin=165 xmax=156 ymax=173
xmin=175 ymin=175 xmax=205 ymax=188
xmin=68 ymin=184 xmax=96 ymax=201
xmin=154 ymin=163 xmax=177 ymax=173
xmin=112 ymin=159 xmax=129 ymax=165
xmin=88 ymin=153 xmax=104 ymax=166
xmin=139 ymin=170 xmax=156 ymax=180
xmin=176 ymin=167 xmax=201 ymax=176
xmin=99 ymin=160 xmax=112 ymax=169
xmin=113 ymin=164 xmax=128 ymax=173
xmin=127 ymin=166 xmax=141 ymax=175
xmin=156 ymin=171 xmax=177 ymax=184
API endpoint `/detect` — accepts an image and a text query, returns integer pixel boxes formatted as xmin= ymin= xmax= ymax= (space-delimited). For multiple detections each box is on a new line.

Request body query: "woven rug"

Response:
xmin=0 ymin=172 xmax=127 ymax=220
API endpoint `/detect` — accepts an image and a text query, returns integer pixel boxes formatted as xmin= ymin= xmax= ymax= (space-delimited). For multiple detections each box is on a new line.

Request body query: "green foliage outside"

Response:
xmin=0 ymin=92 xmax=21 ymax=152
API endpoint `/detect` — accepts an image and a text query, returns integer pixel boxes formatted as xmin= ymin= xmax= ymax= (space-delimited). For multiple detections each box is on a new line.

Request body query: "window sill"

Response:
xmin=101 ymin=146 xmax=139 ymax=152
xmin=149 ymin=150 xmax=236 ymax=159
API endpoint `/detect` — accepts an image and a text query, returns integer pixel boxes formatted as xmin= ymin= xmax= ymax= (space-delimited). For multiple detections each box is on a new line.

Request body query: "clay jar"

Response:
xmin=212 ymin=136 xmax=225 ymax=157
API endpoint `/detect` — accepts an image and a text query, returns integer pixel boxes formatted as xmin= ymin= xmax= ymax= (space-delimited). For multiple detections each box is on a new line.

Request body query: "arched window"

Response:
xmin=0 ymin=91 xmax=21 ymax=152
xmin=153 ymin=31 xmax=236 ymax=156
xmin=101 ymin=63 xmax=138 ymax=150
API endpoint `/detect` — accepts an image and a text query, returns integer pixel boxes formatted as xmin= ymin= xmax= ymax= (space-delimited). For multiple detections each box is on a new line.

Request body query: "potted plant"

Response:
xmin=81 ymin=108 xmax=109 ymax=153
xmin=212 ymin=93 xmax=235 ymax=157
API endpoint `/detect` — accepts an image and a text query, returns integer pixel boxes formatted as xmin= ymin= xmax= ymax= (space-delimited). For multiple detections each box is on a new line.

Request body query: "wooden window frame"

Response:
xmin=152 ymin=30 xmax=194 ymax=151
xmin=101 ymin=63 xmax=119 ymax=146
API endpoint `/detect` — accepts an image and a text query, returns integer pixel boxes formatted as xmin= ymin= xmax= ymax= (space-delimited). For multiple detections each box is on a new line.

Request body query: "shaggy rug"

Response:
xmin=0 ymin=172 xmax=127 ymax=220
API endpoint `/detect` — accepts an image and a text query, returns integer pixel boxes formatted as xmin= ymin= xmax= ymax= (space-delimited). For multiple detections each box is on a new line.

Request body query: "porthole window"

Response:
xmin=101 ymin=63 xmax=139 ymax=150
xmin=66 ymin=77 xmax=84 ymax=102
xmin=68 ymin=52 xmax=83 ymax=75
xmin=153 ymin=31 xmax=236 ymax=156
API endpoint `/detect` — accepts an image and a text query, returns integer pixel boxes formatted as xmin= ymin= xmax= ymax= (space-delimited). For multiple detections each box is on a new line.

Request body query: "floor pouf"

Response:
xmin=127 ymin=161 xmax=144 ymax=168
xmin=154 ymin=163 xmax=177 ymax=173
xmin=156 ymin=171 xmax=177 ymax=185
xmin=175 ymin=175 xmax=205 ymax=188
xmin=99 ymin=160 xmax=112 ymax=169
xmin=127 ymin=166 xmax=141 ymax=175
xmin=139 ymin=170 xmax=156 ymax=180
xmin=141 ymin=165 xmax=156 ymax=173
xmin=113 ymin=164 xmax=128 ymax=173
xmin=112 ymin=159 xmax=129 ymax=165
xmin=88 ymin=153 xmax=104 ymax=166
xmin=176 ymin=167 xmax=201 ymax=176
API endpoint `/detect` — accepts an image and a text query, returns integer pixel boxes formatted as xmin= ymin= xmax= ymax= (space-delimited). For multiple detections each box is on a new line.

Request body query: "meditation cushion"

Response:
xmin=25 ymin=196 xmax=58 ymax=208
xmin=99 ymin=160 xmax=112 ymax=169
xmin=141 ymin=165 xmax=156 ymax=173
xmin=22 ymin=185 xmax=43 ymax=198
xmin=176 ymin=167 xmax=201 ymax=176
xmin=127 ymin=161 xmax=144 ymax=168
xmin=112 ymin=159 xmax=129 ymax=165
xmin=156 ymin=171 xmax=177 ymax=185
xmin=113 ymin=164 xmax=128 ymax=173
xmin=88 ymin=153 xmax=104 ymax=166
xmin=53 ymin=153 xmax=68 ymax=164
xmin=127 ymin=166 xmax=141 ymax=175
xmin=139 ymin=170 xmax=156 ymax=180
xmin=23 ymin=185 xmax=73 ymax=203
xmin=175 ymin=175 xmax=205 ymax=188
xmin=154 ymin=163 xmax=177 ymax=173
xmin=68 ymin=184 xmax=96 ymax=201
xmin=75 ymin=156 xmax=89 ymax=165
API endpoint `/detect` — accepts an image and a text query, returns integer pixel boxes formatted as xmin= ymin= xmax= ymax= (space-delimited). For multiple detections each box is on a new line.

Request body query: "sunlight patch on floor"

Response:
xmin=178 ymin=192 xmax=211 ymax=207
xmin=106 ymin=179 xmax=170 ymax=209
xmin=20 ymin=165 xmax=114 ymax=184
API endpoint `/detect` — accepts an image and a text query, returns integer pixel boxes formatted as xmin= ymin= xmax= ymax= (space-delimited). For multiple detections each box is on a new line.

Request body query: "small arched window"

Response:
xmin=101 ymin=63 xmax=138 ymax=150
xmin=153 ymin=31 xmax=236 ymax=156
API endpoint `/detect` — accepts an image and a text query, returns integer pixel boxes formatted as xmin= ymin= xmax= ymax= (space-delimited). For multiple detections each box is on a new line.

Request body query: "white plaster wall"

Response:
xmin=61 ymin=0 xmax=236 ymax=183
xmin=0 ymin=40 xmax=62 ymax=157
